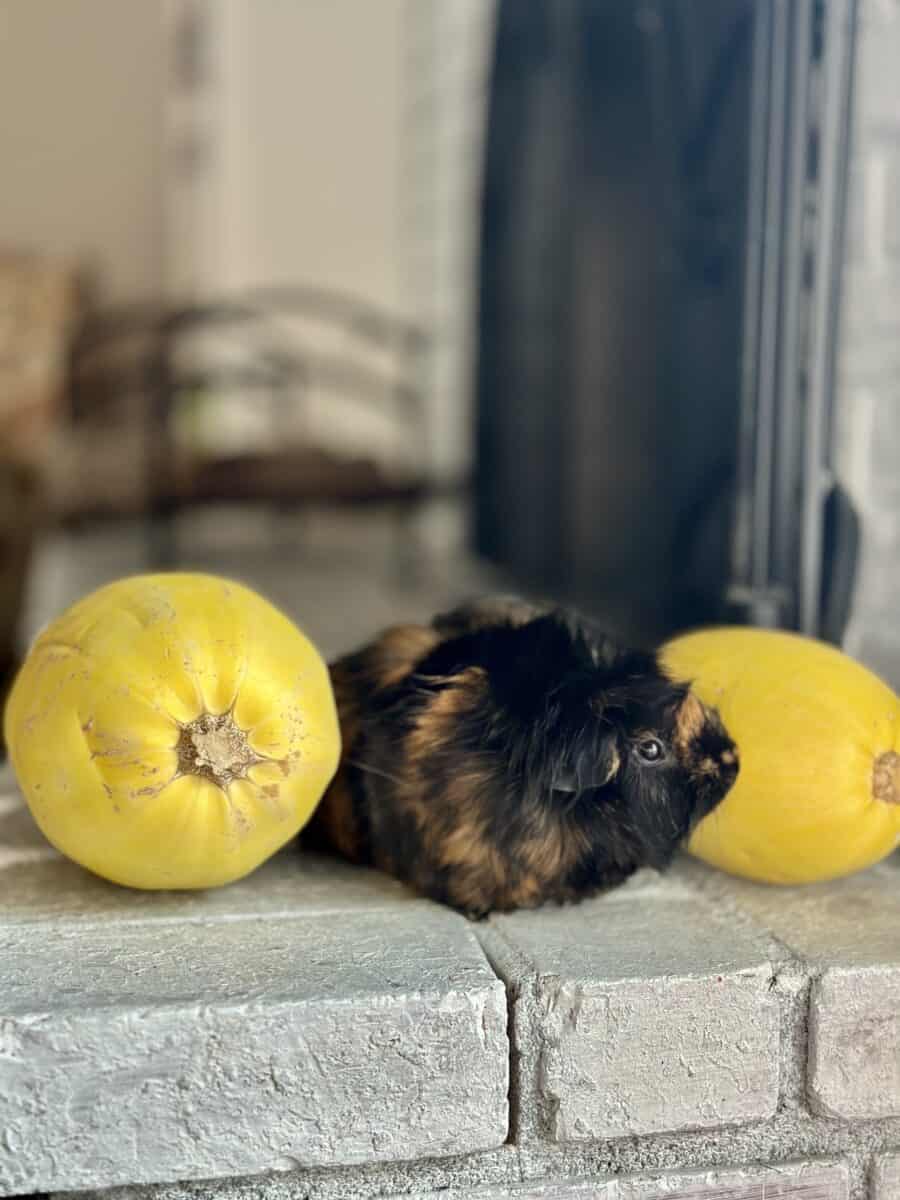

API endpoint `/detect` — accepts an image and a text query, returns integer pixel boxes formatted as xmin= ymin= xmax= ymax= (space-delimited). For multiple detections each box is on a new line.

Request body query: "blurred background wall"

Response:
xmin=0 ymin=0 xmax=495 ymax=712
xmin=0 ymin=0 xmax=165 ymax=302
xmin=0 ymin=0 xmax=492 ymax=481
xmin=3 ymin=0 xmax=900 ymax=701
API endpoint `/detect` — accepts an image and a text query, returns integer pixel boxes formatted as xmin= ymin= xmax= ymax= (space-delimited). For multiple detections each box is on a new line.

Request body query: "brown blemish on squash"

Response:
xmin=177 ymin=712 xmax=262 ymax=789
xmin=872 ymin=751 xmax=900 ymax=804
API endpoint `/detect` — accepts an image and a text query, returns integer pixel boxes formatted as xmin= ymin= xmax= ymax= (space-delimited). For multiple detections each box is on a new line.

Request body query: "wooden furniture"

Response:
xmin=62 ymin=288 xmax=448 ymax=572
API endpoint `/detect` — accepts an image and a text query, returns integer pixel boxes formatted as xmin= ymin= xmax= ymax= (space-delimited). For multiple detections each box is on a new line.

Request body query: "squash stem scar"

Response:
xmin=872 ymin=751 xmax=900 ymax=805
xmin=176 ymin=711 xmax=263 ymax=790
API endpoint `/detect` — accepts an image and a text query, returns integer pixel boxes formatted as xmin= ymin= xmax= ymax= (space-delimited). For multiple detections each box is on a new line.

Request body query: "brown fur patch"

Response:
xmin=721 ymin=748 xmax=737 ymax=766
xmin=367 ymin=624 xmax=442 ymax=689
xmin=504 ymin=873 xmax=547 ymax=910
xmin=317 ymin=625 xmax=443 ymax=853
xmin=421 ymin=765 xmax=495 ymax=859
xmin=438 ymin=818 xmax=490 ymax=867
xmin=404 ymin=666 xmax=489 ymax=766
xmin=518 ymin=834 xmax=567 ymax=881
xmin=327 ymin=623 xmax=442 ymax=747
xmin=313 ymin=773 xmax=363 ymax=861
xmin=674 ymin=692 xmax=706 ymax=751
xmin=430 ymin=811 xmax=510 ymax=915
xmin=524 ymin=810 xmax=592 ymax=874
xmin=694 ymin=757 xmax=718 ymax=776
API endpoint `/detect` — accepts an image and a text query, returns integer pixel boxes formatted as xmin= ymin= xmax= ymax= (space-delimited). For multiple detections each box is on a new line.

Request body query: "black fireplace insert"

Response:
xmin=475 ymin=0 xmax=857 ymax=646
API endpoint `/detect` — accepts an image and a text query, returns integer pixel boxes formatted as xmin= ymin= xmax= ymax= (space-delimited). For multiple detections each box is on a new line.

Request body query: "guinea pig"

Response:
xmin=307 ymin=598 xmax=738 ymax=917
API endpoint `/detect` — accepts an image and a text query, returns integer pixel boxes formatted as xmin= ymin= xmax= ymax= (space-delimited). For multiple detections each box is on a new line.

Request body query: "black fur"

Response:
xmin=309 ymin=599 xmax=738 ymax=916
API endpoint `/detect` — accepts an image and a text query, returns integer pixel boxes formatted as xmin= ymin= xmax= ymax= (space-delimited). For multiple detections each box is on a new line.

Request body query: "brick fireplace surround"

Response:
xmin=2 ymin=761 xmax=899 ymax=1200
xmin=2 ymin=514 xmax=899 ymax=1200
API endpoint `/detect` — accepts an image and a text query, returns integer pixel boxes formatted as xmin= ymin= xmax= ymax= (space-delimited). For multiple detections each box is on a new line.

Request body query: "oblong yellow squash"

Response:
xmin=661 ymin=626 xmax=900 ymax=884
xmin=4 ymin=573 xmax=340 ymax=889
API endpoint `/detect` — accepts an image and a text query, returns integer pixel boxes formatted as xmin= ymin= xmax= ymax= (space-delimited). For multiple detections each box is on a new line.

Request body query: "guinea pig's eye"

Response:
xmin=636 ymin=737 xmax=665 ymax=763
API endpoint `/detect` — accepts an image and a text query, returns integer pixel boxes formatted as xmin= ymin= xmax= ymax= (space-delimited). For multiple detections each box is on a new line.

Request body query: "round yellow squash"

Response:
xmin=661 ymin=627 xmax=900 ymax=884
xmin=3 ymin=573 xmax=340 ymax=889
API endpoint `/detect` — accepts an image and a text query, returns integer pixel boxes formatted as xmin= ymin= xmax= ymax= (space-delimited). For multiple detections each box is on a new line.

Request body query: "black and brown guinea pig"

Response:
xmin=307 ymin=598 xmax=738 ymax=917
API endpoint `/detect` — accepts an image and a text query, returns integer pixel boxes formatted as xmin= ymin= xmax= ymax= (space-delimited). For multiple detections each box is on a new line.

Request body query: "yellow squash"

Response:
xmin=662 ymin=627 xmax=900 ymax=884
xmin=4 ymin=573 xmax=340 ymax=889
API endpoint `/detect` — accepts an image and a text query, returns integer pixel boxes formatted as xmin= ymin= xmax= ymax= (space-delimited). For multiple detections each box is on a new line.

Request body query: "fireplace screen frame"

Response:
xmin=474 ymin=0 xmax=859 ymax=644
xmin=729 ymin=0 xmax=857 ymax=637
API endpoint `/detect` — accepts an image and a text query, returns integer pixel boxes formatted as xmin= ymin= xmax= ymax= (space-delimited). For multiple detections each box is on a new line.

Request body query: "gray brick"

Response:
xmin=677 ymin=856 xmax=900 ymax=970
xmin=874 ymin=1154 xmax=900 ymax=1200
xmin=402 ymin=1161 xmax=850 ymax=1200
xmin=486 ymin=877 xmax=779 ymax=1142
xmin=617 ymin=1164 xmax=849 ymax=1200
xmin=0 ymin=776 xmax=509 ymax=1194
xmin=809 ymin=967 xmax=900 ymax=1119
xmin=674 ymin=860 xmax=900 ymax=1121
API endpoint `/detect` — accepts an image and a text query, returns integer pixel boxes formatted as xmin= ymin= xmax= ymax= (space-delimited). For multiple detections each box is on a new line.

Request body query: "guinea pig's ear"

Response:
xmin=552 ymin=729 xmax=621 ymax=793
xmin=671 ymin=688 xmax=707 ymax=752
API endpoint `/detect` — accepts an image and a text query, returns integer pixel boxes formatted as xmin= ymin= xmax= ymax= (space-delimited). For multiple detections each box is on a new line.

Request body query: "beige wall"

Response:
xmin=0 ymin=0 xmax=165 ymax=303
xmin=0 ymin=0 xmax=481 ymax=480
xmin=220 ymin=0 xmax=406 ymax=313
xmin=0 ymin=0 xmax=408 ymax=313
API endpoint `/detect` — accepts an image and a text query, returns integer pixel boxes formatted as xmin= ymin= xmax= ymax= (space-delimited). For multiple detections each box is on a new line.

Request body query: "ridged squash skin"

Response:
xmin=3 ymin=573 xmax=341 ymax=889
xmin=661 ymin=627 xmax=900 ymax=884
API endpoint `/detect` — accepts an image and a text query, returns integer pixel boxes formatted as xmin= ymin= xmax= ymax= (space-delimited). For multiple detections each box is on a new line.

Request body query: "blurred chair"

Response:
xmin=62 ymin=288 xmax=448 ymax=574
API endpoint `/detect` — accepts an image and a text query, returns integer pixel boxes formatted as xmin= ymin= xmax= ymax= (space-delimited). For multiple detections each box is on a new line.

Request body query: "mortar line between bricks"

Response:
xmin=0 ymin=902 xmax=437 ymax=931
xmin=472 ymin=921 xmax=541 ymax=1148
xmin=663 ymin=866 xmax=826 ymax=1119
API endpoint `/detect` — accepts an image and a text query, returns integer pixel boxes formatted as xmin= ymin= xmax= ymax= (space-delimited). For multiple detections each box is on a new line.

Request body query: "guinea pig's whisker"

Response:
xmin=346 ymin=758 xmax=408 ymax=787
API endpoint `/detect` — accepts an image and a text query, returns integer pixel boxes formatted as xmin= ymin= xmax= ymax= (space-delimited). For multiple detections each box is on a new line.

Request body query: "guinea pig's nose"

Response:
xmin=720 ymin=746 xmax=739 ymax=778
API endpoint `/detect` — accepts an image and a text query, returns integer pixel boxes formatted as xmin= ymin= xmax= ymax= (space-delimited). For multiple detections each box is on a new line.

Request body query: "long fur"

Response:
xmin=307 ymin=599 xmax=738 ymax=916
